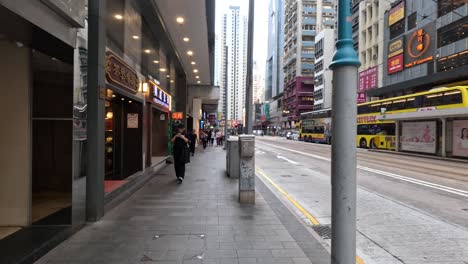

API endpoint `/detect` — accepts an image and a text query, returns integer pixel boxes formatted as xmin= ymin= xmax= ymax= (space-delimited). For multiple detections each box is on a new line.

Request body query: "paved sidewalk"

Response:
xmin=36 ymin=145 xmax=330 ymax=264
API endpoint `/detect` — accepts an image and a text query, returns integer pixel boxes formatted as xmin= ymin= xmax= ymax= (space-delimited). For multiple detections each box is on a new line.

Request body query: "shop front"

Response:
xmin=146 ymin=79 xmax=172 ymax=167
xmin=104 ymin=51 xmax=143 ymax=193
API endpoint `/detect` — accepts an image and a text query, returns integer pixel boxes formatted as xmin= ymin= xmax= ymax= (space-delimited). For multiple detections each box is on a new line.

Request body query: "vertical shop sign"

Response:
xmin=452 ymin=120 xmax=468 ymax=157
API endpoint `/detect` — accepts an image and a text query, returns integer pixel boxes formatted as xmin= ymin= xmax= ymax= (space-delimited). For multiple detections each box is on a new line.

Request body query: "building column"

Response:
xmin=441 ymin=118 xmax=447 ymax=157
xmin=86 ymin=0 xmax=106 ymax=221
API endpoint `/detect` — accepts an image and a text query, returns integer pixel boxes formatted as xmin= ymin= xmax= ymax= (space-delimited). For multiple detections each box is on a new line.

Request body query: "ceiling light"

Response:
xmin=193 ymin=69 xmax=198 ymax=73
xmin=170 ymin=80 xmax=174 ymax=83
xmin=144 ymin=49 xmax=151 ymax=54
xmin=195 ymin=76 xmax=199 ymax=79
xmin=153 ymin=60 xmax=159 ymax=64
xmin=112 ymin=94 xmax=116 ymax=98
xmin=187 ymin=50 xmax=193 ymax=56
xmin=160 ymin=68 xmax=167 ymax=72
xmin=191 ymin=61 xmax=196 ymax=65
xmin=176 ymin=17 xmax=185 ymax=24
xmin=197 ymin=81 xmax=201 ymax=84
xmin=183 ymin=37 xmax=190 ymax=42
xmin=129 ymin=100 xmax=132 ymax=103
xmin=166 ymin=75 xmax=170 ymax=78
xmin=121 ymin=98 xmax=125 ymax=101
xmin=132 ymin=35 xmax=139 ymax=39
xmin=114 ymin=14 xmax=123 ymax=20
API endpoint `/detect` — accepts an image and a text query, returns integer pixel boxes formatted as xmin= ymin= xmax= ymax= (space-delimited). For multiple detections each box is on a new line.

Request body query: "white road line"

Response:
xmin=277 ymin=155 xmax=299 ymax=165
xmin=258 ymin=141 xmax=468 ymax=198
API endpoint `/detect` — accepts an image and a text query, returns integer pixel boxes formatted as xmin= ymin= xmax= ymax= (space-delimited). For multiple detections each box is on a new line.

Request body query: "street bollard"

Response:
xmin=239 ymin=135 xmax=255 ymax=204
xmin=227 ymin=137 xmax=239 ymax=178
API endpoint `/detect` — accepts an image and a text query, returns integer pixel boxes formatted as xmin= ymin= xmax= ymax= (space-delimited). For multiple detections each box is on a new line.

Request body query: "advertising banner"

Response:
xmin=388 ymin=54 xmax=404 ymax=74
xmin=389 ymin=1 xmax=405 ymax=26
xmin=358 ymin=66 xmax=378 ymax=92
xmin=401 ymin=121 xmax=436 ymax=154
xmin=404 ymin=23 xmax=435 ymax=68
xmin=452 ymin=120 xmax=468 ymax=157
xmin=357 ymin=92 xmax=366 ymax=103
xmin=388 ymin=36 xmax=404 ymax=58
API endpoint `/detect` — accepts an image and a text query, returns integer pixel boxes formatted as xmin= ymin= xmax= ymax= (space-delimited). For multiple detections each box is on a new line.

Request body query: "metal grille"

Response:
xmin=311 ymin=225 xmax=332 ymax=239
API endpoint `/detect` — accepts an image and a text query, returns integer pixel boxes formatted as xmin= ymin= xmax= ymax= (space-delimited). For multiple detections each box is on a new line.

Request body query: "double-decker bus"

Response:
xmin=299 ymin=109 xmax=332 ymax=144
xmin=356 ymin=86 xmax=468 ymax=149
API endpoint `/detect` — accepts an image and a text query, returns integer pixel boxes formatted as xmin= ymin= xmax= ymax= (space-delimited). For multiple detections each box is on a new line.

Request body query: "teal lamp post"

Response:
xmin=328 ymin=0 xmax=361 ymax=263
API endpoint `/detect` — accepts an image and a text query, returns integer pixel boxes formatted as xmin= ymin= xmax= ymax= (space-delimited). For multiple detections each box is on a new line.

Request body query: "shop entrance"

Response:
xmin=0 ymin=5 xmax=73 ymax=236
xmin=151 ymin=108 xmax=169 ymax=165
xmin=104 ymin=91 xmax=143 ymax=193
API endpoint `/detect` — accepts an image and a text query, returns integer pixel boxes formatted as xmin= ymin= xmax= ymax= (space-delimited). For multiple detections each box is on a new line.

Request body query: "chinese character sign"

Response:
xmin=358 ymin=66 xmax=378 ymax=92
xmin=357 ymin=92 xmax=366 ymax=103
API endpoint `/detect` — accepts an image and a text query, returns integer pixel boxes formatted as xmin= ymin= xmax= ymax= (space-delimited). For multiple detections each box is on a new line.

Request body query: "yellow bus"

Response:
xmin=356 ymin=86 xmax=468 ymax=149
xmin=299 ymin=109 xmax=332 ymax=144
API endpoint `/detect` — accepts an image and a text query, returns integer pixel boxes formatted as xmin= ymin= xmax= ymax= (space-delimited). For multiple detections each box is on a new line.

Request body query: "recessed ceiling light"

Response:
xmin=144 ymin=49 xmax=151 ymax=54
xmin=183 ymin=37 xmax=190 ymax=42
xmin=195 ymin=76 xmax=199 ymax=79
xmin=170 ymin=80 xmax=174 ymax=83
xmin=197 ymin=81 xmax=201 ymax=84
xmin=121 ymin=98 xmax=125 ymax=101
xmin=187 ymin=50 xmax=193 ymax=56
xmin=129 ymin=100 xmax=132 ymax=103
xmin=176 ymin=17 xmax=185 ymax=24
xmin=193 ymin=69 xmax=198 ymax=73
xmin=114 ymin=14 xmax=123 ymax=20
xmin=153 ymin=60 xmax=159 ymax=64
xmin=132 ymin=35 xmax=139 ymax=39
xmin=191 ymin=61 xmax=196 ymax=65
xmin=166 ymin=75 xmax=170 ymax=78
xmin=160 ymin=68 xmax=167 ymax=72
xmin=112 ymin=94 xmax=116 ymax=98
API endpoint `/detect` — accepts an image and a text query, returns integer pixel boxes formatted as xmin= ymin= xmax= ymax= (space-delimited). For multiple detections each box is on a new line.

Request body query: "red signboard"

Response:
xmin=357 ymin=92 xmax=366 ymax=103
xmin=388 ymin=54 xmax=404 ymax=74
xmin=171 ymin=112 xmax=183 ymax=120
xmin=358 ymin=66 xmax=378 ymax=92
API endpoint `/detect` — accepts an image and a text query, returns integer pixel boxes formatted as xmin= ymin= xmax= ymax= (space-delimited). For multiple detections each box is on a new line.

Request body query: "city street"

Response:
xmin=255 ymin=136 xmax=468 ymax=264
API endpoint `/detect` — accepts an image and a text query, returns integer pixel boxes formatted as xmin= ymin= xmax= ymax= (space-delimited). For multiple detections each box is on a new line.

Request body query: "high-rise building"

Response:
xmin=265 ymin=0 xmax=285 ymax=101
xmin=282 ymin=0 xmax=336 ymax=123
xmin=216 ymin=6 xmax=248 ymax=124
xmin=253 ymin=61 xmax=265 ymax=104
xmin=314 ymin=28 xmax=335 ymax=110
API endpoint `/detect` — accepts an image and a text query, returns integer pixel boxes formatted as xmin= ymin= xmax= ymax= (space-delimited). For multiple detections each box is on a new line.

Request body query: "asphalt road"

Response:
xmin=255 ymin=136 xmax=468 ymax=264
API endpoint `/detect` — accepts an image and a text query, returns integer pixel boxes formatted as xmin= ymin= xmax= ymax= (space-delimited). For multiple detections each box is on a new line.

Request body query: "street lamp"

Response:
xmin=328 ymin=0 xmax=361 ymax=263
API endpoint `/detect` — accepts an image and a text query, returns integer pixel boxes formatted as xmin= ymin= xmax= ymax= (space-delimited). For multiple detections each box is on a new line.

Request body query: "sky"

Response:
xmin=215 ymin=0 xmax=269 ymax=75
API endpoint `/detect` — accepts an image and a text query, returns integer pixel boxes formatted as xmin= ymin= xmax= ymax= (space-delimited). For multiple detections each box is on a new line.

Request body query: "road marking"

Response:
xmin=257 ymin=168 xmax=366 ymax=264
xmin=277 ymin=155 xmax=299 ymax=165
xmin=256 ymin=168 xmax=320 ymax=225
xmin=258 ymin=141 xmax=468 ymax=198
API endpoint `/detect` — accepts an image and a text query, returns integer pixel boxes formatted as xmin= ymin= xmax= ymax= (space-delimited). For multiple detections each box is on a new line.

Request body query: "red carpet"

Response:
xmin=104 ymin=180 xmax=128 ymax=194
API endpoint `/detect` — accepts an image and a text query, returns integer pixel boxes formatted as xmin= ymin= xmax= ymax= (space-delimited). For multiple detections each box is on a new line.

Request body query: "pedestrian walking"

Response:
xmin=188 ymin=129 xmax=197 ymax=156
xmin=210 ymin=130 xmax=215 ymax=145
xmin=200 ymin=131 xmax=207 ymax=149
xmin=207 ymin=129 xmax=212 ymax=146
xmin=171 ymin=124 xmax=189 ymax=184
xmin=216 ymin=130 xmax=222 ymax=146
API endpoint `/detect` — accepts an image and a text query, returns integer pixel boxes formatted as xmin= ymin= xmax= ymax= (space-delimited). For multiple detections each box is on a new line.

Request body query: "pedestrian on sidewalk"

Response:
xmin=200 ymin=131 xmax=207 ymax=149
xmin=207 ymin=129 xmax=212 ymax=146
xmin=210 ymin=130 xmax=215 ymax=145
xmin=188 ymin=129 xmax=197 ymax=156
xmin=216 ymin=130 xmax=222 ymax=146
xmin=171 ymin=124 xmax=189 ymax=184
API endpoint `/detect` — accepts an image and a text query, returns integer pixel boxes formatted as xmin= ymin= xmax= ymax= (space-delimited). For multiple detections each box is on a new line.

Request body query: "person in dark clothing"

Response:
xmin=200 ymin=131 xmax=207 ymax=149
xmin=171 ymin=124 xmax=189 ymax=184
xmin=207 ymin=130 xmax=212 ymax=146
xmin=188 ymin=129 xmax=197 ymax=156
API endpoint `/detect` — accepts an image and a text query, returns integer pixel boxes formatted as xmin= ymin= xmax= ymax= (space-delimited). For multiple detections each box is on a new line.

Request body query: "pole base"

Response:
xmin=239 ymin=190 xmax=255 ymax=204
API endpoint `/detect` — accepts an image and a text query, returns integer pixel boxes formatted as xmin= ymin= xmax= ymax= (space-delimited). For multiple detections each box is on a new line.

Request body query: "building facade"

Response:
xmin=282 ymin=0 xmax=336 ymax=123
xmin=357 ymin=0 xmax=395 ymax=102
xmin=217 ymin=6 xmax=248 ymax=125
xmin=314 ymin=28 xmax=335 ymax=110
xmin=266 ymin=0 xmax=285 ymax=101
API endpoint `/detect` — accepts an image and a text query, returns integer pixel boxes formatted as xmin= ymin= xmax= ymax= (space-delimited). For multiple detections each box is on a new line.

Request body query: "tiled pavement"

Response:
xmin=36 ymin=145 xmax=330 ymax=264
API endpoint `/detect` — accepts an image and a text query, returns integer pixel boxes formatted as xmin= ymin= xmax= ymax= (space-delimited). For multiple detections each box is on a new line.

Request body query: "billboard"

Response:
xmin=401 ymin=121 xmax=437 ymax=154
xmin=388 ymin=54 xmax=404 ymax=74
xmin=388 ymin=36 xmax=404 ymax=58
xmin=452 ymin=120 xmax=468 ymax=157
xmin=389 ymin=1 xmax=405 ymax=26
xmin=358 ymin=66 xmax=378 ymax=92
xmin=357 ymin=92 xmax=366 ymax=103
xmin=404 ymin=23 xmax=435 ymax=68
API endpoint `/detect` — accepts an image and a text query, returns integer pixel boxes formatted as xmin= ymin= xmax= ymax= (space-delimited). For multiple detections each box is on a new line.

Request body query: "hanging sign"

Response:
xmin=149 ymin=80 xmax=172 ymax=111
xmin=172 ymin=112 xmax=183 ymax=120
xmin=105 ymin=51 xmax=139 ymax=93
